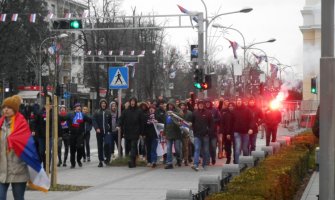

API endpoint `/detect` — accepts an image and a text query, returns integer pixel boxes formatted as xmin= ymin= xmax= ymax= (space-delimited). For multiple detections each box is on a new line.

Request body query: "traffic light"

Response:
xmin=311 ymin=77 xmax=317 ymax=94
xmin=204 ymin=75 xmax=212 ymax=90
xmin=193 ymin=69 xmax=203 ymax=89
xmin=53 ymin=19 xmax=82 ymax=29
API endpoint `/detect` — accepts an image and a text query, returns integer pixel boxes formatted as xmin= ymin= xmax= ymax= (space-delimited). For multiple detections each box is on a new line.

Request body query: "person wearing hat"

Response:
xmin=58 ymin=106 xmax=70 ymax=167
xmin=93 ymin=99 xmax=112 ymax=167
xmin=61 ymin=103 xmax=92 ymax=168
xmin=191 ymin=99 xmax=212 ymax=171
xmin=0 ymin=96 xmax=32 ymax=199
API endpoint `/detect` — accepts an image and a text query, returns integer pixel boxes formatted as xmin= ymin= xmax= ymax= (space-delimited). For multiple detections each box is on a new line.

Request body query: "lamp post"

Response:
xmin=39 ymin=33 xmax=68 ymax=105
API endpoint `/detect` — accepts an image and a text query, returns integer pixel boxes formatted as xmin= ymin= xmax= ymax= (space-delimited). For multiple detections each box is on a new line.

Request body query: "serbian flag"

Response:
xmin=0 ymin=113 xmax=50 ymax=192
xmin=177 ymin=4 xmax=198 ymax=23
xmin=29 ymin=13 xmax=36 ymax=23
xmin=225 ymin=38 xmax=239 ymax=59
xmin=11 ymin=13 xmax=18 ymax=22
xmin=0 ymin=14 xmax=7 ymax=22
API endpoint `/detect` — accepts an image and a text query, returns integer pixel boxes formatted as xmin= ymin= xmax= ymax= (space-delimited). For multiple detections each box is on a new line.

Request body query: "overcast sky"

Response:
xmin=120 ymin=0 xmax=305 ymax=79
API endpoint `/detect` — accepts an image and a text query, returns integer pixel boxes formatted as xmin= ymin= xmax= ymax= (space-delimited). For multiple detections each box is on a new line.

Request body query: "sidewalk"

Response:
xmin=300 ymin=171 xmax=319 ymax=200
xmin=7 ymin=123 xmax=303 ymax=200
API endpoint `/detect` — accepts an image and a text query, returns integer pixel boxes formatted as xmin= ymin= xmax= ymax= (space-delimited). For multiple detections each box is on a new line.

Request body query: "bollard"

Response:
xmin=261 ymin=146 xmax=273 ymax=156
xmin=239 ymin=156 xmax=255 ymax=168
xmin=251 ymin=150 xmax=266 ymax=160
xmin=315 ymin=147 xmax=320 ymax=171
xmin=198 ymin=175 xmax=221 ymax=193
xmin=166 ymin=189 xmax=192 ymax=200
xmin=277 ymin=139 xmax=287 ymax=147
xmin=270 ymin=142 xmax=281 ymax=153
xmin=222 ymin=164 xmax=240 ymax=178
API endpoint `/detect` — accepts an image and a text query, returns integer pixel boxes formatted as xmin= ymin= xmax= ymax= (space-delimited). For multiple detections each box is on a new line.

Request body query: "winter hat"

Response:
xmin=178 ymin=101 xmax=187 ymax=107
xmin=74 ymin=103 xmax=81 ymax=108
xmin=2 ymin=95 xmax=22 ymax=113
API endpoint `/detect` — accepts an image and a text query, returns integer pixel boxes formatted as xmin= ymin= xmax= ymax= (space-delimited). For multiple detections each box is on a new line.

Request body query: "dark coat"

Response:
xmin=264 ymin=109 xmax=282 ymax=128
xmin=144 ymin=113 xmax=158 ymax=139
xmin=192 ymin=108 xmax=212 ymax=138
xmin=206 ymin=107 xmax=221 ymax=138
xmin=118 ymin=106 xmax=144 ymax=140
xmin=155 ymin=107 xmax=166 ymax=123
xmin=64 ymin=112 xmax=92 ymax=136
xmin=221 ymin=109 xmax=234 ymax=136
xmin=34 ymin=108 xmax=53 ymax=138
xmin=232 ymin=105 xmax=253 ymax=134
xmin=92 ymin=109 xmax=112 ymax=134
xmin=248 ymin=105 xmax=263 ymax=134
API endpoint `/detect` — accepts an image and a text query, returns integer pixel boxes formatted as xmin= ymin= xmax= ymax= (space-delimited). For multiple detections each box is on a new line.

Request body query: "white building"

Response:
xmin=45 ymin=0 xmax=90 ymax=104
xmin=300 ymin=0 xmax=320 ymax=101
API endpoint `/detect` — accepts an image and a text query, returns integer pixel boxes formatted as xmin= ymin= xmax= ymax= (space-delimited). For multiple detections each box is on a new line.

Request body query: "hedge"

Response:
xmin=207 ymin=132 xmax=317 ymax=200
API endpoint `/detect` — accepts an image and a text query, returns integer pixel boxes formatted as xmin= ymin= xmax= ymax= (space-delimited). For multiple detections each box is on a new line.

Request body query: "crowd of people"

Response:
xmin=2 ymin=95 xmax=283 ymax=173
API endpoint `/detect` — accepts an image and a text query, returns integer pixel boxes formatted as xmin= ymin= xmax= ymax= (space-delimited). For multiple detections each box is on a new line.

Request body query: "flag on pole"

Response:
xmin=46 ymin=11 xmax=54 ymax=20
xmin=0 ymin=112 xmax=50 ymax=192
xmin=0 ymin=14 xmax=7 ymax=22
xmin=108 ymin=50 xmax=113 ymax=56
xmin=119 ymin=50 xmax=123 ymax=56
xmin=29 ymin=13 xmax=36 ymax=23
xmin=130 ymin=50 xmax=135 ymax=56
xmin=98 ymin=50 xmax=102 ymax=56
xmin=225 ymin=38 xmax=239 ymax=59
xmin=82 ymin=10 xmax=89 ymax=18
xmin=252 ymin=53 xmax=267 ymax=64
xmin=140 ymin=50 xmax=145 ymax=56
xmin=11 ymin=13 xmax=18 ymax=22
xmin=177 ymin=4 xmax=198 ymax=23
xmin=87 ymin=50 xmax=92 ymax=55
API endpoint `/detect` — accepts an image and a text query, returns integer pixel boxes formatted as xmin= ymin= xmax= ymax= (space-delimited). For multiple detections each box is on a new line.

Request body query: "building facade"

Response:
xmin=300 ymin=0 xmax=320 ymax=101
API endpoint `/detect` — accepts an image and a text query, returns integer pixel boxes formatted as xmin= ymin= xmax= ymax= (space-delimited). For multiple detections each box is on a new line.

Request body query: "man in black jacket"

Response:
xmin=191 ymin=100 xmax=212 ymax=171
xmin=205 ymin=99 xmax=220 ymax=165
xmin=221 ymin=102 xmax=235 ymax=164
xmin=248 ymin=98 xmax=263 ymax=154
xmin=117 ymin=97 xmax=144 ymax=168
xmin=232 ymin=97 xmax=253 ymax=164
xmin=93 ymin=99 xmax=112 ymax=167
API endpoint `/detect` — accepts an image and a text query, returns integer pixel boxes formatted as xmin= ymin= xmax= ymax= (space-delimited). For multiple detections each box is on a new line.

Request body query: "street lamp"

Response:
xmin=245 ymin=38 xmax=276 ymax=50
xmin=39 ymin=33 xmax=68 ymax=105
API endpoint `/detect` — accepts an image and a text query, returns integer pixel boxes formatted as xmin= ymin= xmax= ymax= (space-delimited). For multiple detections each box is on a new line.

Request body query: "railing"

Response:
xmin=192 ymin=187 xmax=210 ymax=200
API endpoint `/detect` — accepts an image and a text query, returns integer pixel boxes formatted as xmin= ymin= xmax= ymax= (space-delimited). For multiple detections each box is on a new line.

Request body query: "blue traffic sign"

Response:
xmin=63 ymin=91 xmax=71 ymax=99
xmin=109 ymin=67 xmax=129 ymax=89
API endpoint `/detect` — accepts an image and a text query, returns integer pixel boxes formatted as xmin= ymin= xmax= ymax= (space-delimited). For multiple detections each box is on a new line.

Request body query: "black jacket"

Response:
xmin=248 ymin=105 xmax=263 ymax=134
xmin=264 ymin=109 xmax=282 ymax=128
xmin=34 ymin=108 xmax=53 ymax=138
xmin=93 ymin=109 xmax=112 ymax=134
xmin=155 ymin=107 xmax=166 ymax=123
xmin=206 ymin=107 xmax=221 ymax=138
xmin=118 ymin=106 xmax=144 ymax=140
xmin=221 ymin=110 xmax=234 ymax=136
xmin=232 ymin=105 xmax=253 ymax=134
xmin=62 ymin=112 xmax=92 ymax=136
xmin=192 ymin=108 xmax=212 ymax=137
xmin=144 ymin=113 xmax=158 ymax=138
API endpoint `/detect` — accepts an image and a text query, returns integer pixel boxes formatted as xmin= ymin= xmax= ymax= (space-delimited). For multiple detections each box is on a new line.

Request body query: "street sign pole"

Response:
xmin=118 ymin=89 xmax=122 ymax=158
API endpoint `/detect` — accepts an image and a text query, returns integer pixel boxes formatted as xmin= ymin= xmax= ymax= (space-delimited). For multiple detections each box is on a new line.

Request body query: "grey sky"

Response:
xmin=120 ymin=0 xmax=305 ymax=79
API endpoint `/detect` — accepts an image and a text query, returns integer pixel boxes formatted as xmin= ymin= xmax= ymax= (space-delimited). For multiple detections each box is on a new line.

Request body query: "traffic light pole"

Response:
xmin=197 ymin=13 xmax=206 ymax=98
xmin=320 ymin=0 xmax=335 ymax=199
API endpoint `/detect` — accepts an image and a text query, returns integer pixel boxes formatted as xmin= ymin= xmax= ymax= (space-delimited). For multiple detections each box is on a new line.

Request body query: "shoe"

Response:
xmin=83 ymin=158 xmax=86 ymax=162
xmin=104 ymin=159 xmax=110 ymax=165
xmin=177 ymin=160 xmax=182 ymax=167
xmin=188 ymin=158 xmax=193 ymax=163
xmin=63 ymin=163 xmax=67 ymax=167
xmin=212 ymin=160 xmax=216 ymax=165
xmin=57 ymin=163 xmax=61 ymax=167
xmin=152 ymin=163 xmax=157 ymax=168
xmin=164 ymin=164 xmax=173 ymax=169
xmin=128 ymin=161 xmax=136 ymax=168
xmin=191 ymin=165 xmax=199 ymax=172
xmin=87 ymin=157 xmax=91 ymax=162
xmin=70 ymin=165 xmax=75 ymax=169
xmin=78 ymin=162 xmax=83 ymax=167
xmin=98 ymin=162 xmax=103 ymax=167
xmin=226 ymin=158 xmax=231 ymax=164
xmin=184 ymin=161 xmax=189 ymax=166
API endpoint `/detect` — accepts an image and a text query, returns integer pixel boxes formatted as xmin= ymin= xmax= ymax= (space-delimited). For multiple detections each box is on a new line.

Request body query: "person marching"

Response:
xmin=264 ymin=106 xmax=282 ymax=146
xmin=144 ymin=105 xmax=159 ymax=167
xmin=58 ymin=106 xmax=70 ymax=167
xmin=178 ymin=101 xmax=193 ymax=166
xmin=220 ymin=102 xmax=235 ymax=164
xmin=191 ymin=100 xmax=212 ymax=171
xmin=82 ymin=106 xmax=93 ymax=162
xmin=109 ymin=101 xmax=120 ymax=159
xmin=93 ymin=99 xmax=112 ymax=167
xmin=248 ymin=98 xmax=263 ymax=154
xmin=117 ymin=97 xmax=144 ymax=168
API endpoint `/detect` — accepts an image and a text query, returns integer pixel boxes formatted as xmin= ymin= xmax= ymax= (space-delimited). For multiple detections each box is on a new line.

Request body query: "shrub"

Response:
xmin=207 ymin=132 xmax=317 ymax=200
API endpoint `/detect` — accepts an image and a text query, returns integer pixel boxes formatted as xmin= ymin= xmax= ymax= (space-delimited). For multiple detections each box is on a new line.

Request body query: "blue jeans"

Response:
xmin=151 ymin=139 xmax=159 ymax=163
xmin=0 ymin=182 xmax=26 ymax=200
xmin=166 ymin=139 xmax=181 ymax=165
xmin=233 ymin=132 xmax=249 ymax=164
xmin=249 ymin=133 xmax=257 ymax=154
xmin=193 ymin=136 xmax=210 ymax=168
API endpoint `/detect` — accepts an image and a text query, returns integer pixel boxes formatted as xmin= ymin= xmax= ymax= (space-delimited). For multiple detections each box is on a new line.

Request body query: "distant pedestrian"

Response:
xmin=82 ymin=106 xmax=93 ymax=162
xmin=109 ymin=101 xmax=120 ymax=159
xmin=58 ymin=106 xmax=70 ymax=167
xmin=144 ymin=105 xmax=159 ymax=167
xmin=179 ymin=101 xmax=193 ymax=166
xmin=264 ymin=107 xmax=282 ymax=146
xmin=93 ymin=99 xmax=112 ymax=167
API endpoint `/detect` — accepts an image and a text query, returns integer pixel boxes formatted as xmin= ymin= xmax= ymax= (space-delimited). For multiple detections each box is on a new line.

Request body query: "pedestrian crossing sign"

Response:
xmin=109 ymin=67 xmax=129 ymax=89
